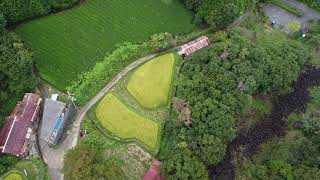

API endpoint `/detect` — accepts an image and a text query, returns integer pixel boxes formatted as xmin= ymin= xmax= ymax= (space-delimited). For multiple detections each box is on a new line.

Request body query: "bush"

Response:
xmin=63 ymin=143 xmax=124 ymax=180
xmin=288 ymin=21 xmax=301 ymax=31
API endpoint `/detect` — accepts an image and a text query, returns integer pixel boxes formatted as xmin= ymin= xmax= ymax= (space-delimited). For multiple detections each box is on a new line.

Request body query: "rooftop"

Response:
xmin=40 ymin=99 xmax=66 ymax=143
xmin=0 ymin=93 xmax=42 ymax=156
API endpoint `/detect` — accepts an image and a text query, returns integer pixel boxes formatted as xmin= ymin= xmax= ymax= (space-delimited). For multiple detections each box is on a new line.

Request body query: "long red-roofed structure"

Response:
xmin=0 ymin=93 xmax=42 ymax=157
xmin=177 ymin=36 xmax=210 ymax=56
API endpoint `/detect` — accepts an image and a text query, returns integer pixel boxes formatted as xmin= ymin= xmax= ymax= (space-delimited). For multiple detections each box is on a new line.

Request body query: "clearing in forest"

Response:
xmin=15 ymin=0 xmax=194 ymax=90
xmin=127 ymin=53 xmax=175 ymax=109
xmin=96 ymin=93 xmax=159 ymax=150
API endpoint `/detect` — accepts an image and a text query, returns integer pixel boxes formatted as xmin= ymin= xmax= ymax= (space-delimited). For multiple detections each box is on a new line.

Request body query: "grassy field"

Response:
xmin=2 ymin=170 xmax=24 ymax=180
xmin=96 ymin=93 xmax=159 ymax=150
xmin=127 ymin=53 xmax=175 ymax=109
xmin=15 ymin=0 xmax=194 ymax=90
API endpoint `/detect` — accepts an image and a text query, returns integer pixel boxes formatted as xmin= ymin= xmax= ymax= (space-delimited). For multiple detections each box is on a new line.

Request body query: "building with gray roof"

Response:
xmin=40 ymin=99 xmax=67 ymax=145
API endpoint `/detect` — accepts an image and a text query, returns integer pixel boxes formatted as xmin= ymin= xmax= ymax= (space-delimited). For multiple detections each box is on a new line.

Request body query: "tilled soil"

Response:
xmin=209 ymin=67 xmax=320 ymax=180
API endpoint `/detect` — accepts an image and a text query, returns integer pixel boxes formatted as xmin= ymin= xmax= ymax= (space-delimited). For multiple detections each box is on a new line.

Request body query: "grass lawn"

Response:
xmin=96 ymin=93 xmax=159 ymax=150
xmin=127 ymin=53 xmax=175 ymax=109
xmin=15 ymin=0 xmax=194 ymax=90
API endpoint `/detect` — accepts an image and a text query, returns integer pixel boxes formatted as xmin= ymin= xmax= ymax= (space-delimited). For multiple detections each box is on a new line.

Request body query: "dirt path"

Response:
xmin=209 ymin=67 xmax=320 ymax=180
xmin=41 ymin=53 xmax=157 ymax=180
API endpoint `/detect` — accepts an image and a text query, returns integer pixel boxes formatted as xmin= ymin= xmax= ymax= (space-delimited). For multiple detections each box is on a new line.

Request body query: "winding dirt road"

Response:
xmin=41 ymin=53 xmax=157 ymax=180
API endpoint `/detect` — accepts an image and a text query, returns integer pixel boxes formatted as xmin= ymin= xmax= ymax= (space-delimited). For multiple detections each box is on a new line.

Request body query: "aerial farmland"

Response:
xmin=1 ymin=0 xmax=320 ymax=180
xmin=15 ymin=0 xmax=194 ymax=90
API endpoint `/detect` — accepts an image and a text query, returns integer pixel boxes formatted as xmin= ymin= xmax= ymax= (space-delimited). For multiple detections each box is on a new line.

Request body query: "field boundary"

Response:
xmin=88 ymin=110 xmax=161 ymax=155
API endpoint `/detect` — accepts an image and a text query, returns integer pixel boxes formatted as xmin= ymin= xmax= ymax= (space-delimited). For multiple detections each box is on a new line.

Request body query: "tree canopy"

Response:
xmin=63 ymin=144 xmax=125 ymax=180
xmin=160 ymin=28 xmax=307 ymax=178
xmin=184 ymin=0 xmax=257 ymax=27
xmin=0 ymin=30 xmax=37 ymax=124
xmin=0 ymin=0 xmax=82 ymax=25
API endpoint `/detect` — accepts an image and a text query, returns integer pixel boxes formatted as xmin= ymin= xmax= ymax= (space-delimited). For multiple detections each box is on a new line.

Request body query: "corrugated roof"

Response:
xmin=40 ymin=99 xmax=66 ymax=142
xmin=0 ymin=93 xmax=41 ymax=156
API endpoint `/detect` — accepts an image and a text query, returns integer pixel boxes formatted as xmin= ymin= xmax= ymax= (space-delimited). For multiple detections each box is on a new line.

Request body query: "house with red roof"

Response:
xmin=143 ymin=159 xmax=165 ymax=180
xmin=0 ymin=93 xmax=42 ymax=157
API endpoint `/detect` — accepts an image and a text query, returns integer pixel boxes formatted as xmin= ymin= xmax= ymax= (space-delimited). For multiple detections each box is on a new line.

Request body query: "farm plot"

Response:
xmin=127 ymin=53 xmax=175 ymax=109
xmin=15 ymin=0 xmax=194 ymax=90
xmin=96 ymin=93 xmax=160 ymax=150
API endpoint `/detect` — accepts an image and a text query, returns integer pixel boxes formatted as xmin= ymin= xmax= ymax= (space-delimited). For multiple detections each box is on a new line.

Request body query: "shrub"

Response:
xmin=67 ymin=42 xmax=151 ymax=105
xmin=288 ymin=21 xmax=301 ymax=31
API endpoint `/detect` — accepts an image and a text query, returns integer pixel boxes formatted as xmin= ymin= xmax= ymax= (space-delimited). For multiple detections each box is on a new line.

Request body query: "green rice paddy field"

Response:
xmin=127 ymin=53 xmax=175 ymax=109
xmin=15 ymin=0 xmax=194 ymax=90
xmin=96 ymin=93 xmax=160 ymax=150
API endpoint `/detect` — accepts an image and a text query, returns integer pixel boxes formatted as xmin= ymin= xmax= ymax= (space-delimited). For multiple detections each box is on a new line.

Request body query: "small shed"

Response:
xmin=177 ymin=36 xmax=210 ymax=57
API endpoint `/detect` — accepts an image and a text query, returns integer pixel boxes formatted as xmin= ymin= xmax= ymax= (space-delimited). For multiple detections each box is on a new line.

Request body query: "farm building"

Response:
xmin=143 ymin=159 xmax=164 ymax=180
xmin=177 ymin=36 xmax=210 ymax=57
xmin=40 ymin=98 xmax=72 ymax=145
xmin=0 ymin=93 xmax=42 ymax=157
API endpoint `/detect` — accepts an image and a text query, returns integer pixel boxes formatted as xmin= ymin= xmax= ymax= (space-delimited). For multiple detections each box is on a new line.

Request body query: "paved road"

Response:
xmin=40 ymin=53 xmax=157 ymax=180
xmin=264 ymin=0 xmax=320 ymax=32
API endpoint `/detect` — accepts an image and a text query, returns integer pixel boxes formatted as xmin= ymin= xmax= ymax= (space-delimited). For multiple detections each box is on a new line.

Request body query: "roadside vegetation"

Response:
xmin=268 ymin=0 xmax=303 ymax=17
xmin=15 ymin=0 xmax=194 ymax=90
xmin=95 ymin=93 xmax=160 ymax=150
xmin=127 ymin=53 xmax=175 ymax=109
xmin=297 ymin=0 xmax=320 ymax=12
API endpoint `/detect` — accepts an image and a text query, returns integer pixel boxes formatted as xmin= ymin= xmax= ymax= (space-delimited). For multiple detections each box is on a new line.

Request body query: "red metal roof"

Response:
xmin=178 ymin=36 xmax=210 ymax=56
xmin=143 ymin=159 xmax=165 ymax=180
xmin=0 ymin=93 xmax=41 ymax=156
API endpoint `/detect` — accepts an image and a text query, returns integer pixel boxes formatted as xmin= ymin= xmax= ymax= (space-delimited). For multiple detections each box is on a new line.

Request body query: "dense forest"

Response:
xmin=238 ymin=86 xmax=320 ymax=179
xmin=0 ymin=0 xmax=82 ymax=25
xmin=184 ymin=0 xmax=257 ymax=27
xmin=159 ymin=27 xmax=308 ymax=179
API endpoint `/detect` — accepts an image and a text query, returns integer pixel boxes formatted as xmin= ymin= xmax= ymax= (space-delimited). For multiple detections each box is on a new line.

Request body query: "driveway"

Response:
xmin=263 ymin=0 xmax=320 ymax=32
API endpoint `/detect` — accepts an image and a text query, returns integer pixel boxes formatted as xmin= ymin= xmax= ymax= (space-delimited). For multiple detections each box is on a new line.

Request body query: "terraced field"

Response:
xmin=15 ymin=0 xmax=194 ymax=90
xmin=96 ymin=93 xmax=160 ymax=150
xmin=127 ymin=53 xmax=175 ymax=109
